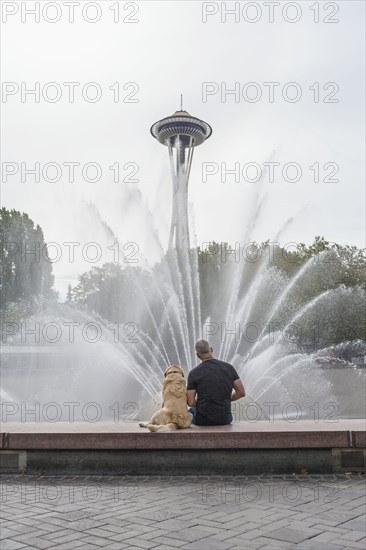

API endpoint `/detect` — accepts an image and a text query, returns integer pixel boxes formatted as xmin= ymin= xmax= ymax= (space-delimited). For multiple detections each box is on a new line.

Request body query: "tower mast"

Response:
xmin=150 ymin=105 xmax=212 ymax=250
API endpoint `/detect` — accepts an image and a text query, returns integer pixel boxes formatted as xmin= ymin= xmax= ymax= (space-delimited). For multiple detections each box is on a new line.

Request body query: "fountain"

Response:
xmin=1 ymin=105 xmax=365 ymax=425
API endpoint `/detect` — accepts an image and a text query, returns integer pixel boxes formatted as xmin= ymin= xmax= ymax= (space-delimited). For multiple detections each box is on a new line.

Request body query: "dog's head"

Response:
xmin=164 ymin=365 xmax=185 ymax=378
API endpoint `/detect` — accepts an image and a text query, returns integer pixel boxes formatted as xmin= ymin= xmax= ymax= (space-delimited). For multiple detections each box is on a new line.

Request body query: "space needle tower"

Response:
xmin=151 ymin=98 xmax=212 ymax=250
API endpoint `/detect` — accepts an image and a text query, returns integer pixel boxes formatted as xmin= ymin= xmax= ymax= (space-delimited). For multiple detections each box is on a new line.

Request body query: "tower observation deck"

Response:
xmin=151 ymin=106 xmax=212 ymax=250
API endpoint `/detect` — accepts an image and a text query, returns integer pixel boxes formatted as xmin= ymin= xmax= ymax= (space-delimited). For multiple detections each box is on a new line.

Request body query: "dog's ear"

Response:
xmin=164 ymin=365 xmax=176 ymax=377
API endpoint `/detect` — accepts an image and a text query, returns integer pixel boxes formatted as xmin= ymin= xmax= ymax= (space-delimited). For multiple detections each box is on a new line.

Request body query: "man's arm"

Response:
xmin=231 ymin=378 xmax=245 ymax=401
xmin=187 ymin=389 xmax=197 ymax=407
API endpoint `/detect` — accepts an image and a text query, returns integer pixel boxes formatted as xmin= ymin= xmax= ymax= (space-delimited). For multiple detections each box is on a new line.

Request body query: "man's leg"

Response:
xmin=188 ymin=407 xmax=197 ymax=425
xmin=187 ymin=408 xmax=233 ymax=426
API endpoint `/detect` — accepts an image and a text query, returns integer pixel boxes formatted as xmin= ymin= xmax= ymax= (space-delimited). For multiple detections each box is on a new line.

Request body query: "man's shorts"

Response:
xmin=188 ymin=406 xmax=233 ymax=426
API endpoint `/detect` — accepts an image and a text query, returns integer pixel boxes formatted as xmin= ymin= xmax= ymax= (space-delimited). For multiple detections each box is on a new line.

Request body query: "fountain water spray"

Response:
xmin=1 ymin=105 xmax=364 ymax=422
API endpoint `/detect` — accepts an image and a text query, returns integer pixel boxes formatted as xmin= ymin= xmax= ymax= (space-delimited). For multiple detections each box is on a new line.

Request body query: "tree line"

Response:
xmin=70 ymin=236 xmax=366 ymax=354
xmin=1 ymin=206 xmax=364 ymax=355
xmin=0 ymin=208 xmax=55 ymax=319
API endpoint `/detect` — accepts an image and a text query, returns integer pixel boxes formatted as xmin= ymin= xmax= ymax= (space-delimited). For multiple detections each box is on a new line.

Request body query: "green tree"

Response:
xmin=0 ymin=208 xmax=55 ymax=314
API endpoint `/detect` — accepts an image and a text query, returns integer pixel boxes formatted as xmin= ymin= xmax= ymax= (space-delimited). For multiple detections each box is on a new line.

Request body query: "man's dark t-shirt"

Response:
xmin=187 ymin=359 xmax=239 ymax=425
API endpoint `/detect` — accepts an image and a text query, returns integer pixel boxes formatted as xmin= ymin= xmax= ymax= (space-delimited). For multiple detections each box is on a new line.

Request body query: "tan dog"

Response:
xmin=139 ymin=365 xmax=193 ymax=432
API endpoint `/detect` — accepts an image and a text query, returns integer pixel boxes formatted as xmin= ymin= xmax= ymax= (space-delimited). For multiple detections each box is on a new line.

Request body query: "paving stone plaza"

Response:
xmin=1 ymin=474 xmax=365 ymax=549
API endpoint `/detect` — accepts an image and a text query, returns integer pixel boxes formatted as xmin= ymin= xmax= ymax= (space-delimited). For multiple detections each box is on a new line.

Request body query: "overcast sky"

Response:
xmin=2 ymin=0 xmax=365 ymax=296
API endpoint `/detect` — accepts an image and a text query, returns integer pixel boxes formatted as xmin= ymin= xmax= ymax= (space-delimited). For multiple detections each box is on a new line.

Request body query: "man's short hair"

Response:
xmin=195 ymin=339 xmax=211 ymax=355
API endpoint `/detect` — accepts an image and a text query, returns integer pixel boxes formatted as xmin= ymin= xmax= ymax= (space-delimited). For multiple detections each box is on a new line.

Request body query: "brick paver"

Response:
xmin=0 ymin=474 xmax=365 ymax=549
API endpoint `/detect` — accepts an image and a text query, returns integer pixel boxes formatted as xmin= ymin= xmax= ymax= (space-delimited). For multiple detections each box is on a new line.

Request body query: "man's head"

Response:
xmin=195 ymin=339 xmax=213 ymax=360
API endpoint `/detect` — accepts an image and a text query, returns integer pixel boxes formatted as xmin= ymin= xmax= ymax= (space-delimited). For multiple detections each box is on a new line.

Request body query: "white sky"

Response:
xmin=1 ymin=0 xmax=365 ymax=297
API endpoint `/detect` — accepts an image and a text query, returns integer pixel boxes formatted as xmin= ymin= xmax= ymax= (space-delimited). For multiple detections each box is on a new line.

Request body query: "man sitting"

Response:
xmin=187 ymin=339 xmax=246 ymax=426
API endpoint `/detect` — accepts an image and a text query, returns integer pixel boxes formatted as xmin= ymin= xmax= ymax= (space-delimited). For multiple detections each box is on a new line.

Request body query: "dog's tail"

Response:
xmin=147 ymin=423 xmax=177 ymax=432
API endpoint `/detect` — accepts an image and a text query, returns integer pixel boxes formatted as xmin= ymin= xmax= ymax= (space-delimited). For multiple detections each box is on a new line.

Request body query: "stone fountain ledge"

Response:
xmin=1 ymin=420 xmax=365 ymax=475
xmin=1 ymin=419 xmax=365 ymax=449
